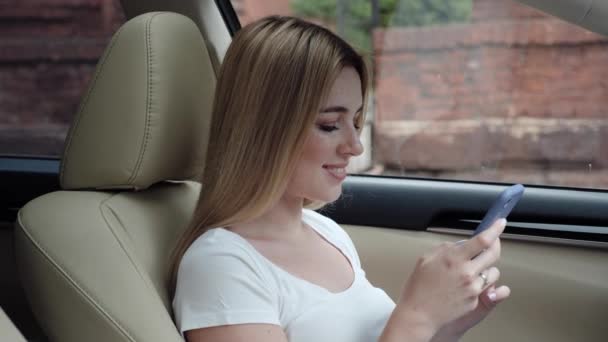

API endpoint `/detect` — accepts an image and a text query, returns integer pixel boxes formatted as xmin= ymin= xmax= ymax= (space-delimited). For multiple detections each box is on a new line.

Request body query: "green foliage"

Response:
xmin=291 ymin=0 xmax=472 ymax=51
xmin=384 ymin=0 xmax=472 ymax=27
xmin=291 ymin=0 xmax=337 ymax=21
xmin=291 ymin=0 xmax=472 ymax=27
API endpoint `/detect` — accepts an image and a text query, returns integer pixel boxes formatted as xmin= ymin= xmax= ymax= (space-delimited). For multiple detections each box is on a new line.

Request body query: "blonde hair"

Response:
xmin=169 ymin=16 xmax=368 ymax=295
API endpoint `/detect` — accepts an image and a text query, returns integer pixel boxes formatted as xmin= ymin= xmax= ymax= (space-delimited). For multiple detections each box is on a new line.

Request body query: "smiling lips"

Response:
xmin=323 ymin=164 xmax=347 ymax=181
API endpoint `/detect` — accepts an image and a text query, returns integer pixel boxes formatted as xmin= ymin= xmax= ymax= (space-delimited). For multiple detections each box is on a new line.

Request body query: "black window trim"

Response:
xmin=215 ymin=0 xmax=241 ymax=35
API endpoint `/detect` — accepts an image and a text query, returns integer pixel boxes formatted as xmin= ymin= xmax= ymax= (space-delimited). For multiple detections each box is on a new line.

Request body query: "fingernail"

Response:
xmin=500 ymin=218 xmax=507 ymax=226
xmin=455 ymin=239 xmax=467 ymax=246
xmin=488 ymin=291 xmax=497 ymax=302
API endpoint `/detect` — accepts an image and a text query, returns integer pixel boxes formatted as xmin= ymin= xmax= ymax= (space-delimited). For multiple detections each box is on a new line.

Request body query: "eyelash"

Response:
xmin=319 ymin=124 xmax=338 ymax=132
xmin=318 ymin=121 xmax=361 ymax=133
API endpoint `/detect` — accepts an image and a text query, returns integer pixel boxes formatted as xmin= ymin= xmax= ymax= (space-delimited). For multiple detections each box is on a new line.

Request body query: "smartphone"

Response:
xmin=472 ymin=184 xmax=525 ymax=236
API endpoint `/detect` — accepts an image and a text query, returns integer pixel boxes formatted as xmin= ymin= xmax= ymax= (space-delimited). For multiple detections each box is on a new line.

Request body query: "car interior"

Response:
xmin=1 ymin=0 xmax=607 ymax=341
xmin=0 ymin=307 xmax=25 ymax=341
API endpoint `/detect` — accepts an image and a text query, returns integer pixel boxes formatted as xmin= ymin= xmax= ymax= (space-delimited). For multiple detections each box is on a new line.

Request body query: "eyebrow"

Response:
xmin=320 ymin=105 xmax=363 ymax=114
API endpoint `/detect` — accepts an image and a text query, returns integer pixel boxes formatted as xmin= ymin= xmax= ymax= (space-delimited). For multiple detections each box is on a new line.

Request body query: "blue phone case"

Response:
xmin=472 ymin=184 xmax=525 ymax=236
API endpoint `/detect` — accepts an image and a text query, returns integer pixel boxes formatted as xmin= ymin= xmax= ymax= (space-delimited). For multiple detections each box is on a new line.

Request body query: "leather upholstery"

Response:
xmin=15 ymin=12 xmax=215 ymax=342
xmin=60 ymin=11 xmax=214 ymax=190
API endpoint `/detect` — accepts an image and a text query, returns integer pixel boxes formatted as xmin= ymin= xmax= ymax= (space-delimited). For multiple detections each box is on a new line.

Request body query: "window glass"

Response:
xmin=232 ymin=0 xmax=608 ymax=190
xmin=0 ymin=0 xmax=126 ymax=157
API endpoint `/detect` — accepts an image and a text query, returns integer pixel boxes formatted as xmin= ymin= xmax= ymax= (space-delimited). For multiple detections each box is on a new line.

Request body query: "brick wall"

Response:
xmin=0 ymin=0 xmax=125 ymax=155
xmin=373 ymin=0 xmax=608 ymax=187
xmin=0 ymin=0 xmax=289 ymax=156
xmin=4 ymin=0 xmax=608 ymax=188
xmin=471 ymin=0 xmax=545 ymax=21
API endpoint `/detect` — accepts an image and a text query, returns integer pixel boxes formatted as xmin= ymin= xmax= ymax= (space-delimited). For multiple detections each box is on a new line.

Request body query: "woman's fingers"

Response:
xmin=476 ymin=267 xmax=500 ymax=292
xmin=492 ymin=285 xmax=511 ymax=303
xmin=468 ymin=237 xmax=501 ymax=273
xmin=458 ymin=218 xmax=506 ymax=260
xmin=480 ymin=285 xmax=511 ymax=309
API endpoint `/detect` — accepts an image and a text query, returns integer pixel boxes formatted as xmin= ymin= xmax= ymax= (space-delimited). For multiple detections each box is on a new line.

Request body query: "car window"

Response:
xmin=231 ymin=0 xmax=608 ymax=191
xmin=0 ymin=0 xmax=126 ymax=158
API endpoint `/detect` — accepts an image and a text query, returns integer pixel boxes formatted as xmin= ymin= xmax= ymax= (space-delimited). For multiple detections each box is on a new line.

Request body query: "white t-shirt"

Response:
xmin=173 ymin=209 xmax=396 ymax=341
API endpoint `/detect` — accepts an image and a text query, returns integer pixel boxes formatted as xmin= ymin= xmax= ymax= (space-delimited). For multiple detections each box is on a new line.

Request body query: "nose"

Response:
xmin=338 ymin=126 xmax=364 ymax=157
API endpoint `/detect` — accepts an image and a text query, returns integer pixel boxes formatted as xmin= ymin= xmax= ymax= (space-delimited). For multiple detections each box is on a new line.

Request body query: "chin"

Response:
xmin=310 ymin=187 xmax=343 ymax=203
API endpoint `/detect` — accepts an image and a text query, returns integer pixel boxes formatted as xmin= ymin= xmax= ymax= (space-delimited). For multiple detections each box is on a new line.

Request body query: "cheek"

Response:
xmin=299 ymin=131 xmax=332 ymax=166
xmin=289 ymin=133 xmax=333 ymax=190
xmin=285 ymin=131 xmax=343 ymax=201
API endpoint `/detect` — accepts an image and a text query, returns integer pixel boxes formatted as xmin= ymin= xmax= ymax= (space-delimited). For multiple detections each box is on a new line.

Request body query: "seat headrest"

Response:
xmin=60 ymin=12 xmax=215 ymax=190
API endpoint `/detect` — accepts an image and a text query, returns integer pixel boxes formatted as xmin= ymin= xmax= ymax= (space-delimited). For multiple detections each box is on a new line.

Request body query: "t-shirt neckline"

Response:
xmin=212 ymin=212 xmax=358 ymax=296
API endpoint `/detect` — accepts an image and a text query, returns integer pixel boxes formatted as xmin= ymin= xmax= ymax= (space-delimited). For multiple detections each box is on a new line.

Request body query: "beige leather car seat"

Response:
xmin=0 ymin=307 xmax=26 ymax=342
xmin=14 ymin=12 xmax=215 ymax=342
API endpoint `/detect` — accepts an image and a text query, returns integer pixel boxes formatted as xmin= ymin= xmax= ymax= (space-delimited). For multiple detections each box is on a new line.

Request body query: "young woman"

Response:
xmin=170 ymin=16 xmax=510 ymax=342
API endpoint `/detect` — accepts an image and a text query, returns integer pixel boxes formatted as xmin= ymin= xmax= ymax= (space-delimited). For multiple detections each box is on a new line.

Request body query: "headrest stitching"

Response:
xmin=128 ymin=13 xmax=163 ymax=187
xmin=59 ymin=25 xmax=127 ymax=188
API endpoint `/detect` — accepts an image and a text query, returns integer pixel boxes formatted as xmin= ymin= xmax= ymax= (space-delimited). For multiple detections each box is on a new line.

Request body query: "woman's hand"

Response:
xmin=391 ymin=218 xmax=507 ymax=339
xmin=430 ymin=281 xmax=511 ymax=342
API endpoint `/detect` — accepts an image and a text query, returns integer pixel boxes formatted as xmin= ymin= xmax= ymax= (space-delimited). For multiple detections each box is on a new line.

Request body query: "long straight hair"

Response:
xmin=169 ymin=16 xmax=368 ymax=295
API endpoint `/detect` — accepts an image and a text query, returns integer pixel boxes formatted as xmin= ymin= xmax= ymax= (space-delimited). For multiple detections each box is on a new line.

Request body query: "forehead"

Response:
xmin=323 ymin=67 xmax=362 ymax=107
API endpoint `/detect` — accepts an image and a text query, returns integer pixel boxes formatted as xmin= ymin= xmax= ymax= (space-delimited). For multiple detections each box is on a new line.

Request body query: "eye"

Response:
xmin=318 ymin=124 xmax=338 ymax=132
xmin=354 ymin=115 xmax=362 ymax=130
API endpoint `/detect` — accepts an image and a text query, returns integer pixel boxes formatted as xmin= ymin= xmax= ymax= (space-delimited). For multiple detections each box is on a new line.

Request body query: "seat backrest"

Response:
xmin=14 ymin=12 xmax=215 ymax=342
xmin=0 ymin=307 xmax=26 ymax=342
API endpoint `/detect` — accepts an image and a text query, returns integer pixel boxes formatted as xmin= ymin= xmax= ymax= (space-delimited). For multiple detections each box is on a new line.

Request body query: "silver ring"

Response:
xmin=479 ymin=271 xmax=489 ymax=288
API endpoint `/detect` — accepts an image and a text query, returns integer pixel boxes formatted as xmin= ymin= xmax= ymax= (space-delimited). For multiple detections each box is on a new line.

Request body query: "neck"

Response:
xmin=229 ymin=193 xmax=306 ymax=241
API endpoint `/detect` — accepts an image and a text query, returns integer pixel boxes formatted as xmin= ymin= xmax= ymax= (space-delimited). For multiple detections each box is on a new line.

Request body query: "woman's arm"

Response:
xmin=186 ymin=324 xmax=288 ymax=342
xmin=379 ymin=308 xmax=437 ymax=342
xmin=379 ymin=219 xmax=507 ymax=342
xmin=185 ymin=219 xmax=506 ymax=342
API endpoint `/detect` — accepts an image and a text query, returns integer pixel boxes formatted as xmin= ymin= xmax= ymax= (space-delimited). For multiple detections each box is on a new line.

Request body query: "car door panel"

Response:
xmin=329 ymin=176 xmax=608 ymax=341
xmin=346 ymin=225 xmax=608 ymax=342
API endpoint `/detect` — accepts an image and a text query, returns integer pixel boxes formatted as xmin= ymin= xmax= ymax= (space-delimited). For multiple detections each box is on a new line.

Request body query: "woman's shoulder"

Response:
xmin=185 ymin=228 xmax=241 ymax=256
xmin=173 ymin=228 xmax=281 ymax=334
xmin=180 ymin=228 xmax=267 ymax=276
